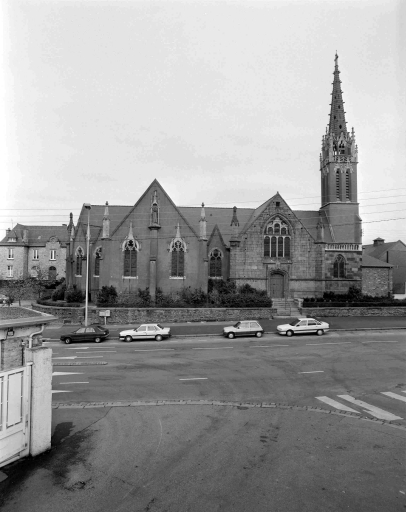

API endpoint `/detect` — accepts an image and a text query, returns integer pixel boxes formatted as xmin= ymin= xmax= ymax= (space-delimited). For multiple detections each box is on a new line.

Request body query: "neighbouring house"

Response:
xmin=361 ymin=253 xmax=393 ymax=297
xmin=66 ymin=54 xmax=365 ymax=300
xmin=0 ymin=219 xmax=74 ymax=282
xmin=363 ymin=238 xmax=406 ymax=294
xmin=0 ymin=306 xmax=56 ymax=466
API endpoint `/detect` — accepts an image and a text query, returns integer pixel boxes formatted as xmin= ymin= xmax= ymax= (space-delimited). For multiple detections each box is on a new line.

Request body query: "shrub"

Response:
xmin=138 ymin=287 xmax=152 ymax=307
xmin=97 ymin=286 xmax=118 ymax=306
xmin=52 ymin=283 xmax=66 ymax=301
xmin=65 ymin=289 xmax=85 ymax=303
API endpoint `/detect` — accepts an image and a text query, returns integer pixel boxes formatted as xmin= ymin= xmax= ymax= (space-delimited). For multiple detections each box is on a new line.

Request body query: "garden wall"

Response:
xmin=32 ymin=303 xmax=277 ymax=324
xmin=301 ymin=307 xmax=406 ymax=317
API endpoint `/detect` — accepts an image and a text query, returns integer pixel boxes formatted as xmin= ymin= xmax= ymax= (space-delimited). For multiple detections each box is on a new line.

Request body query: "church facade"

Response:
xmin=66 ymin=55 xmax=363 ymax=300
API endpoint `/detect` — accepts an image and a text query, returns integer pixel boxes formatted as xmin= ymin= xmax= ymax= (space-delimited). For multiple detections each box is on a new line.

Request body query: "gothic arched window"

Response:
xmin=345 ymin=170 xmax=350 ymax=200
xmin=336 ymin=170 xmax=341 ymax=200
xmin=75 ymin=247 xmax=84 ymax=276
xmin=171 ymin=240 xmax=185 ymax=277
xmin=338 ymin=142 xmax=345 ymax=155
xmin=123 ymin=239 xmax=138 ymax=277
xmin=264 ymin=218 xmax=291 ymax=259
xmin=94 ymin=247 xmax=102 ymax=277
xmin=209 ymin=249 xmax=223 ymax=278
xmin=333 ymin=254 xmax=346 ymax=278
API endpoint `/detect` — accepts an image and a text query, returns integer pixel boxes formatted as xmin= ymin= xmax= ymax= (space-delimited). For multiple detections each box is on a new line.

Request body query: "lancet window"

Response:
xmin=75 ymin=247 xmax=84 ymax=276
xmin=209 ymin=248 xmax=223 ymax=278
xmin=123 ymin=239 xmax=138 ymax=277
xmin=336 ymin=170 xmax=341 ymax=200
xmin=333 ymin=254 xmax=346 ymax=278
xmin=94 ymin=247 xmax=102 ymax=276
xmin=264 ymin=218 xmax=291 ymax=259
xmin=345 ymin=170 xmax=350 ymax=200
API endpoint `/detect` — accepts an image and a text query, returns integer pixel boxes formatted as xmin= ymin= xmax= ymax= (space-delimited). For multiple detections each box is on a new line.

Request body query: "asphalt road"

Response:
xmin=1 ymin=330 xmax=406 ymax=511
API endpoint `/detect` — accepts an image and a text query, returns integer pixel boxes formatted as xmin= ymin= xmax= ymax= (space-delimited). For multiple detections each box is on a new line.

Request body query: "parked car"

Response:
xmin=276 ymin=318 xmax=329 ymax=337
xmin=223 ymin=320 xmax=264 ymax=339
xmin=60 ymin=325 xmax=109 ymax=344
xmin=119 ymin=324 xmax=171 ymax=342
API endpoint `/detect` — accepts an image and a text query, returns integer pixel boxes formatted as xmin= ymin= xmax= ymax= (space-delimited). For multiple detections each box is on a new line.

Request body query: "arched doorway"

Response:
xmin=270 ymin=272 xmax=285 ymax=298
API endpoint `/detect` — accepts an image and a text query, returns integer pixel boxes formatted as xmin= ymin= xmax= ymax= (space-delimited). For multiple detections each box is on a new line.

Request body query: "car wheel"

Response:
xmin=64 ymin=337 xmax=72 ymax=344
xmin=255 ymin=331 xmax=263 ymax=338
xmin=227 ymin=332 xmax=235 ymax=339
xmin=286 ymin=330 xmax=294 ymax=337
xmin=155 ymin=334 xmax=163 ymax=341
xmin=316 ymin=329 xmax=324 ymax=336
xmin=125 ymin=335 xmax=133 ymax=342
xmin=94 ymin=337 xmax=102 ymax=343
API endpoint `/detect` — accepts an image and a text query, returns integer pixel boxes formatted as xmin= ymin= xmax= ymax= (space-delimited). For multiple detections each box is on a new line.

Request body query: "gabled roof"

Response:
xmin=74 ymin=205 xmax=133 ymax=244
xmin=293 ymin=210 xmax=334 ymax=243
xmin=361 ymin=253 xmax=393 ymax=268
xmin=207 ymin=224 xmax=226 ymax=248
xmin=0 ymin=224 xmax=70 ymax=246
xmin=363 ymin=240 xmax=406 ymax=259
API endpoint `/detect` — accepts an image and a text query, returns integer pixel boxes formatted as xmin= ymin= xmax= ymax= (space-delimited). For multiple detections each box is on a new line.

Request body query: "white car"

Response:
xmin=223 ymin=320 xmax=264 ymax=339
xmin=119 ymin=323 xmax=171 ymax=342
xmin=277 ymin=318 xmax=329 ymax=337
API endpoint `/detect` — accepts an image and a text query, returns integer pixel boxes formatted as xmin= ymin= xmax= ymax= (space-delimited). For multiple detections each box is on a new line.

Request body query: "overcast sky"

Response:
xmin=1 ymin=0 xmax=405 ymax=244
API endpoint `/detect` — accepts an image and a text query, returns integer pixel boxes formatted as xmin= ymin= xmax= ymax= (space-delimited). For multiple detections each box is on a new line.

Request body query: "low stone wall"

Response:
xmin=301 ymin=307 xmax=406 ymax=317
xmin=32 ymin=303 xmax=277 ymax=324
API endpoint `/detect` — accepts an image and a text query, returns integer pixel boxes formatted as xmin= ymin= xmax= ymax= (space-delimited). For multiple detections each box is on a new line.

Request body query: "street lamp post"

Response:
xmin=84 ymin=203 xmax=91 ymax=327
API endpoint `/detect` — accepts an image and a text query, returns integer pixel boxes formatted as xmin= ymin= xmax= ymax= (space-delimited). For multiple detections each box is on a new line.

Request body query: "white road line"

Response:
xmin=76 ymin=356 xmax=104 ymax=358
xmin=361 ymin=341 xmax=399 ymax=344
xmin=53 ymin=356 xmax=77 ymax=360
xmin=179 ymin=378 xmax=208 ymax=381
xmin=52 ymin=372 xmax=83 ymax=376
xmin=316 ymin=396 xmax=360 ymax=413
xmin=252 ymin=345 xmax=289 ymax=348
xmin=299 ymin=371 xmax=324 ymax=374
xmin=381 ymin=392 xmax=406 ymax=403
xmin=59 ymin=382 xmax=89 ymax=384
xmin=65 ymin=347 xmax=89 ymax=350
xmin=306 ymin=342 xmax=352 ymax=346
xmin=338 ymin=395 xmax=403 ymax=421
xmin=192 ymin=347 xmax=233 ymax=350
xmin=77 ymin=351 xmax=116 ymax=353
xmin=52 ymin=390 xmax=72 ymax=394
xmin=134 ymin=349 xmax=175 ymax=352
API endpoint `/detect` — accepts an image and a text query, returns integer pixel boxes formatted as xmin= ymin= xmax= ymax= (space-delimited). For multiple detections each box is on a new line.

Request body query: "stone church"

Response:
xmin=66 ymin=54 xmax=363 ymax=300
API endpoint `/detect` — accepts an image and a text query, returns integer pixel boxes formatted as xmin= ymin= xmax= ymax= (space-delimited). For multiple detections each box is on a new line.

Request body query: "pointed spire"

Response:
xmin=230 ymin=206 xmax=239 ymax=227
xmin=328 ymin=52 xmax=347 ymax=136
xmin=67 ymin=212 xmax=75 ymax=241
xmin=128 ymin=221 xmax=134 ymax=239
xmin=199 ymin=203 xmax=207 ymax=240
xmin=175 ymin=222 xmax=181 ymax=239
xmin=102 ymin=201 xmax=110 ymax=239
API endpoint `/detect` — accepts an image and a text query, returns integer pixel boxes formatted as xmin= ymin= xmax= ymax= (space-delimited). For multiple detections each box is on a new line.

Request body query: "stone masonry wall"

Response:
xmin=301 ymin=306 xmax=406 ymax=317
xmin=32 ymin=303 xmax=277 ymax=324
xmin=362 ymin=267 xmax=392 ymax=297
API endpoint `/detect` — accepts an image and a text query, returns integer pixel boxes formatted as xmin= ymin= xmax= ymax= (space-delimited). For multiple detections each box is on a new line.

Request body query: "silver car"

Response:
xmin=223 ymin=320 xmax=264 ymax=339
xmin=119 ymin=323 xmax=171 ymax=342
xmin=277 ymin=318 xmax=329 ymax=337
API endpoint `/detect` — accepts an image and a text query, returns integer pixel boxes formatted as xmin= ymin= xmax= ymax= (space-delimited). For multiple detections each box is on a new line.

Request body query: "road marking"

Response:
xmin=52 ymin=371 xmax=83 ymax=376
xmin=65 ymin=347 xmax=90 ymax=350
xmin=361 ymin=341 xmax=399 ymax=344
xmin=52 ymin=390 xmax=72 ymax=394
xmin=53 ymin=357 xmax=77 ymax=360
xmin=76 ymin=356 xmax=104 ymax=358
xmin=299 ymin=371 xmax=324 ymax=374
xmin=252 ymin=345 xmax=289 ymax=348
xmin=316 ymin=396 xmax=360 ymax=413
xmin=59 ymin=382 xmax=89 ymax=384
xmin=381 ymin=392 xmax=406 ymax=403
xmin=133 ymin=349 xmax=175 ymax=352
xmin=179 ymin=378 xmax=208 ymax=381
xmin=338 ymin=395 xmax=403 ymax=421
xmin=192 ymin=347 xmax=233 ymax=350
xmin=77 ymin=351 xmax=116 ymax=353
xmin=306 ymin=342 xmax=352 ymax=346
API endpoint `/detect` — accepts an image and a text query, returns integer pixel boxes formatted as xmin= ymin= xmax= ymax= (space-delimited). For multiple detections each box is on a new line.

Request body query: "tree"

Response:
xmin=0 ymin=271 xmax=31 ymax=306
xmin=27 ymin=265 xmax=58 ymax=299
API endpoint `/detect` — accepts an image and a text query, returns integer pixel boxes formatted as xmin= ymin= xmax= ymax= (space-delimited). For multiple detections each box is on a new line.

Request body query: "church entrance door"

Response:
xmin=270 ymin=273 xmax=284 ymax=298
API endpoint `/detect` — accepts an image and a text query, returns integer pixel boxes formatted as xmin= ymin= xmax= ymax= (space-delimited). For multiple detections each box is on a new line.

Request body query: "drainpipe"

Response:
xmin=28 ymin=324 xmax=45 ymax=349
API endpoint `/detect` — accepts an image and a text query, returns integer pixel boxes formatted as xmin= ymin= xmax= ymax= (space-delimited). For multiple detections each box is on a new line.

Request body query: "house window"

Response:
xmin=123 ymin=239 xmax=138 ymax=277
xmin=49 ymin=266 xmax=57 ymax=280
xmin=264 ymin=218 xmax=291 ymax=259
xmin=50 ymin=250 xmax=56 ymax=260
xmin=94 ymin=247 xmax=102 ymax=277
xmin=75 ymin=247 xmax=84 ymax=276
xmin=333 ymin=254 xmax=346 ymax=278
xmin=171 ymin=240 xmax=185 ymax=277
xmin=7 ymin=248 xmax=14 ymax=259
xmin=7 ymin=265 xmax=13 ymax=277
xmin=33 ymin=249 xmax=39 ymax=260
xmin=209 ymin=249 xmax=223 ymax=278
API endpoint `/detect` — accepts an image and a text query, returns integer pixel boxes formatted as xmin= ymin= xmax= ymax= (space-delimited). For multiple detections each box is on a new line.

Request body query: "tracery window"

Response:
xmin=123 ymin=239 xmax=138 ymax=277
xmin=264 ymin=218 xmax=291 ymax=259
xmin=171 ymin=240 xmax=185 ymax=277
xmin=94 ymin=247 xmax=102 ymax=277
xmin=209 ymin=249 xmax=223 ymax=278
xmin=75 ymin=247 xmax=84 ymax=276
xmin=333 ymin=254 xmax=346 ymax=278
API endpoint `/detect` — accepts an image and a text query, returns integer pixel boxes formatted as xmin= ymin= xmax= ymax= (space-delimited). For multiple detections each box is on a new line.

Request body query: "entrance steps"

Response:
xmin=272 ymin=299 xmax=301 ymax=318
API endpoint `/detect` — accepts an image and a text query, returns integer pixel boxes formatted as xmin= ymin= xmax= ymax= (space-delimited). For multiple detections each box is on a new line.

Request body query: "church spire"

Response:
xmin=328 ymin=52 xmax=347 ymax=136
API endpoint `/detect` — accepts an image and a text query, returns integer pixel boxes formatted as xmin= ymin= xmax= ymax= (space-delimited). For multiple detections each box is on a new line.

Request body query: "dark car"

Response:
xmin=60 ymin=325 xmax=109 ymax=344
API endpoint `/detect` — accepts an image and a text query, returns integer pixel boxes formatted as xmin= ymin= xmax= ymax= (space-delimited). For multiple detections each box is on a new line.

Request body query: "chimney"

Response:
xmin=373 ymin=237 xmax=385 ymax=246
xmin=22 ymin=229 xmax=29 ymax=243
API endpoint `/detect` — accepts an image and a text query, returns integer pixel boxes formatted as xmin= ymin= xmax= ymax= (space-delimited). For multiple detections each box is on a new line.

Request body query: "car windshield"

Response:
xmin=289 ymin=319 xmax=300 ymax=326
xmin=233 ymin=322 xmax=241 ymax=328
xmin=157 ymin=324 xmax=164 ymax=329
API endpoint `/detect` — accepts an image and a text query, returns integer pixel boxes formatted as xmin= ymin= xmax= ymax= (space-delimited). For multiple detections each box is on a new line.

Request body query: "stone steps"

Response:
xmin=272 ymin=299 xmax=301 ymax=317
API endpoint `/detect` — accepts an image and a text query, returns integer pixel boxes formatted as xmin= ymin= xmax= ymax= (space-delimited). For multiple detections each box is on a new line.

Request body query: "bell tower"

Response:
xmin=319 ymin=53 xmax=361 ymax=243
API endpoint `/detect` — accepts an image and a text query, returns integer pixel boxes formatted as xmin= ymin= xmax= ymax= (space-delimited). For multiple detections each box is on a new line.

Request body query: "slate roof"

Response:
xmin=363 ymin=240 xmax=406 ymax=259
xmin=361 ymin=253 xmax=393 ymax=268
xmin=0 ymin=224 xmax=71 ymax=246
xmin=74 ymin=205 xmax=133 ymax=243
